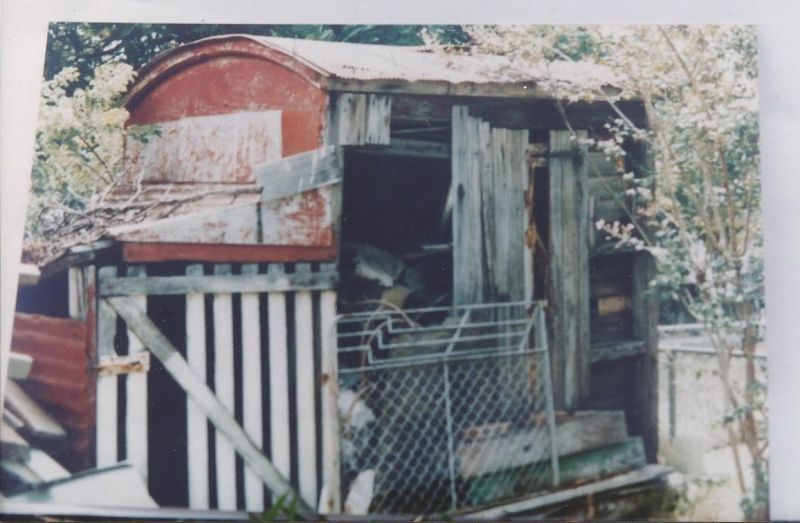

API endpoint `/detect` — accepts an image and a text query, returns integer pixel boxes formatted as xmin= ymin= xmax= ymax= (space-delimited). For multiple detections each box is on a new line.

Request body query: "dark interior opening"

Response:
xmin=338 ymin=150 xmax=453 ymax=312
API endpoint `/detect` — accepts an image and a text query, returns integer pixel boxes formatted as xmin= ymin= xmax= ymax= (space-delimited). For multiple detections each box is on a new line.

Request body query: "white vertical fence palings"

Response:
xmin=212 ymin=263 xmax=237 ymax=510
xmin=125 ymin=265 xmax=148 ymax=481
xmin=240 ymin=263 xmax=264 ymax=512
xmin=294 ymin=263 xmax=317 ymax=507
xmin=267 ymin=264 xmax=292 ymax=483
xmin=95 ymin=266 xmax=117 ymax=467
xmin=319 ymin=285 xmax=341 ymax=513
xmin=185 ymin=263 xmax=210 ymax=509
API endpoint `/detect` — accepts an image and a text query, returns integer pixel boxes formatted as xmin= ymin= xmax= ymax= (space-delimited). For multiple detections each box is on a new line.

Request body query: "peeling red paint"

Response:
xmin=126 ymin=41 xmax=328 ymax=158
xmin=11 ymin=313 xmax=93 ymax=470
xmin=122 ymin=242 xmax=337 ymax=263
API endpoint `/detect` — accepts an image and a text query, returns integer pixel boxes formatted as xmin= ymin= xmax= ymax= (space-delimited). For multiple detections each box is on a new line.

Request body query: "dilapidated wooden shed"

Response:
xmin=11 ymin=35 xmax=665 ymax=517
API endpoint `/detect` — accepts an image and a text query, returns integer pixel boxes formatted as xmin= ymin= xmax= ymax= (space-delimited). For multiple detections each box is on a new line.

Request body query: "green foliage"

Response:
xmin=250 ymin=493 xmax=300 ymax=521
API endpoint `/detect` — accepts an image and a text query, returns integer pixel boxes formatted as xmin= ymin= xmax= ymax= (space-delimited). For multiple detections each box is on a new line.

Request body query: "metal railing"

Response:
xmin=335 ymin=301 xmax=559 ymax=515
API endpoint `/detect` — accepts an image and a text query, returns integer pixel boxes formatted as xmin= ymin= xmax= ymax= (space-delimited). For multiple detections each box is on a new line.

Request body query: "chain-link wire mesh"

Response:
xmin=336 ymin=302 xmax=558 ymax=515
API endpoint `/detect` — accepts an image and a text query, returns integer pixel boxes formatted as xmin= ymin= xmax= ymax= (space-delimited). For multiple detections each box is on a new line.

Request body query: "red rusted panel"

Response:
xmin=126 ymin=40 xmax=328 ymax=159
xmin=11 ymin=312 xmax=94 ymax=469
xmin=122 ymin=242 xmax=337 ymax=263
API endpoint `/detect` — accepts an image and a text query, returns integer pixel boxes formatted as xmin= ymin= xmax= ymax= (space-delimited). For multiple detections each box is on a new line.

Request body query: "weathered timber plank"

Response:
xmin=294 ymin=263 xmax=318 ymax=507
xmin=125 ymin=265 xmax=148 ymax=481
xmin=332 ymin=93 xmax=391 ymax=145
xmin=185 ymin=263 xmax=209 ymax=509
xmin=106 ymin=296 xmax=314 ymax=518
xmin=632 ymin=251 xmax=659 ymax=462
xmin=548 ymin=130 xmax=591 ymax=410
xmin=319 ymin=278 xmax=341 ymax=514
xmin=465 ymin=437 xmax=647 ymax=508
xmin=348 ymin=138 xmax=450 ymax=159
xmin=267 ymin=264 xmax=292 ymax=485
xmin=240 ymin=263 xmax=264 ymax=512
xmin=5 ymin=380 xmax=66 ymax=440
xmin=99 ymin=271 xmax=338 ymax=296
xmin=457 ymin=410 xmax=628 ymax=478
xmin=95 ymin=266 xmax=118 ymax=468
xmin=109 ymin=202 xmax=260 ymax=245
xmin=590 ymin=339 xmax=647 ymax=364
xmin=451 ymin=105 xmax=485 ymax=305
xmin=212 ymin=264 xmax=237 ymax=511
xmin=0 ymin=424 xmax=30 ymax=462
xmin=8 ymin=352 xmax=33 ymax=380
xmin=254 ymin=146 xmax=343 ymax=202
xmin=466 ymin=463 xmax=671 ymax=519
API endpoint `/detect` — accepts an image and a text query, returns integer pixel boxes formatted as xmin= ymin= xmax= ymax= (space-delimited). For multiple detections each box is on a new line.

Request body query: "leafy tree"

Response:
xmin=455 ymin=25 xmax=765 ymax=518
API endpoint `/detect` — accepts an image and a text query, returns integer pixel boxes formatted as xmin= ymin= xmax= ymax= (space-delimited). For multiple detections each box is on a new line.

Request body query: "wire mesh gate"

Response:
xmin=335 ymin=301 xmax=559 ymax=514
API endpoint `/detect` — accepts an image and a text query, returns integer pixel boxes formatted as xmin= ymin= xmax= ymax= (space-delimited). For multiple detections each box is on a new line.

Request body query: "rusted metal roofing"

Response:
xmin=11 ymin=313 xmax=93 ymax=470
xmin=127 ymin=34 xmax=622 ymax=103
xmin=250 ymin=35 xmax=619 ymax=88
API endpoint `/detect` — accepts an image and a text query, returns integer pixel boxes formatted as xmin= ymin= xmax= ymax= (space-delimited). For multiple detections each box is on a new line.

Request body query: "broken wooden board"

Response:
xmin=255 ymin=146 xmax=343 ymax=202
xmin=465 ymin=437 xmax=647 ymax=507
xmin=8 ymin=352 xmax=33 ymax=379
xmin=5 ymin=381 xmax=67 ymax=442
xmin=1 ymin=424 xmax=30 ymax=462
xmin=458 ymin=410 xmax=628 ymax=479
xmin=466 ymin=463 xmax=671 ymax=519
xmin=331 ymin=93 xmax=391 ymax=145
xmin=124 ymin=110 xmax=282 ymax=184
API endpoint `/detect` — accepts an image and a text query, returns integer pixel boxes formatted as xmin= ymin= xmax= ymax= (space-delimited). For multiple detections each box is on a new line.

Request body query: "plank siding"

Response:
xmin=549 ymin=130 xmax=591 ymax=410
xmin=124 ymin=265 xmax=148 ymax=480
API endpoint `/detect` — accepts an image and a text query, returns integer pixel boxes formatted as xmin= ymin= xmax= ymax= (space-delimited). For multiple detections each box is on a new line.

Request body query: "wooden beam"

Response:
xmin=548 ymin=130 xmax=591 ymax=411
xmin=106 ymin=296 xmax=315 ymax=518
xmin=294 ymin=263 xmax=318 ymax=508
xmin=122 ymin=242 xmax=337 ymax=264
xmin=465 ymin=464 xmax=671 ymax=518
xmin=99 ymin=271 xmax=338 ymax=297
xmin=349 ymin=139 xmax=450 ymax=160
xmin=4 ymin=380 xmax=66 ymax=440
xmin=254 ymin=146 xmax=343 ymax=202
xmin=7 ymin=352 xmax=33 ymax=379
xmin=95 ymin=266 xmax=118 ymax=468
xmin=124 ymin=265 xmax=149 ymax=482
xmin=590 ymin=339 xmax=647 ymax=364
xmin=632 ymin=251 xmax=659 ymax=462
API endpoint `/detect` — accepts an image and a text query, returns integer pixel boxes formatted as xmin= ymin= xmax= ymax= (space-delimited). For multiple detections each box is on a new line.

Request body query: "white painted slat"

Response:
xmin=95 ymin=266 xmax=118 ymax=467
xmin=319 ymin=284 xmax=341 ymax=514
xmin=212 ymin=264 xmax=237 ymax=510
xmin=125 ymin=265 xmax=148 ymax=481
xmin=185 ymin=264 xmax=209 ymax=509
xmin=240 ymin=263 xmax=264 ymax=512
xmin=267 ymin=265 xmax=291 ymax=484
xmin=294 ymin=263 xmax=317 ymax=507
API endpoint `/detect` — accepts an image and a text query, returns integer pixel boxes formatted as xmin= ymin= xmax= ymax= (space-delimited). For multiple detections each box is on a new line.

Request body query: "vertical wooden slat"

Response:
xmin=452 ymin=105 xmax=485 ymax=305
xmin=125 ymin=265 xmax=148 ymax=481
xmin=632 ymin=251 xmax=659 ymax=461
xmin=549 ymin=130 xmax=591 ymax=410
xmin=68 ymin=267 xmax=86 ymax=319
xmin=267 ymin=264 xmax=291 ymax=483
xmin=95 ymin=266 xmax=117 ymax=467
xmin=319 ymin=263 xmax=340 ymax=513
xmin=294 ymin=263 xmax=317 ymax=507
xmin=240 ymin=263 xmax=264 ymax=511
xmin=333 ymin=93 xmax=391 ymax=146
xmin=186 ymin=263 xmax=209 ymax=509
xmin=213 ymin=263 xmax=236 ymax=510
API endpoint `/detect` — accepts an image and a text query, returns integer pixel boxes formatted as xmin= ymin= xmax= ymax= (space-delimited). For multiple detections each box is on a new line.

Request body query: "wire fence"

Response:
xmin=657 ymin=324 xmax=768 ymax=450
xmin=335 ymin=301 xmax=559 ymax=515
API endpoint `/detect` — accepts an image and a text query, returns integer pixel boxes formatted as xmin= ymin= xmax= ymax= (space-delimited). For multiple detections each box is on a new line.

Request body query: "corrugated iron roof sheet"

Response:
xmin=246 ymin=35 xmax=619 ymax=88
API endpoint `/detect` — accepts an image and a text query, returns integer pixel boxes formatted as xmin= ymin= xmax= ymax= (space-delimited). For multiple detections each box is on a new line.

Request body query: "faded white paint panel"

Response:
xmin=109 ymin=202 xmax=260 ymax=245
xmin=125 ymin=110 xmax=282 ymax=184
xmin=125 ymin=266 xmax=148 ymax=481
xmin=260 ymin=186 xmax=335 ymax=247
xmin=294 ymin=285 xmax=317 ymax=507
xmin=267 ymin=265 xmax=291 ymax=484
